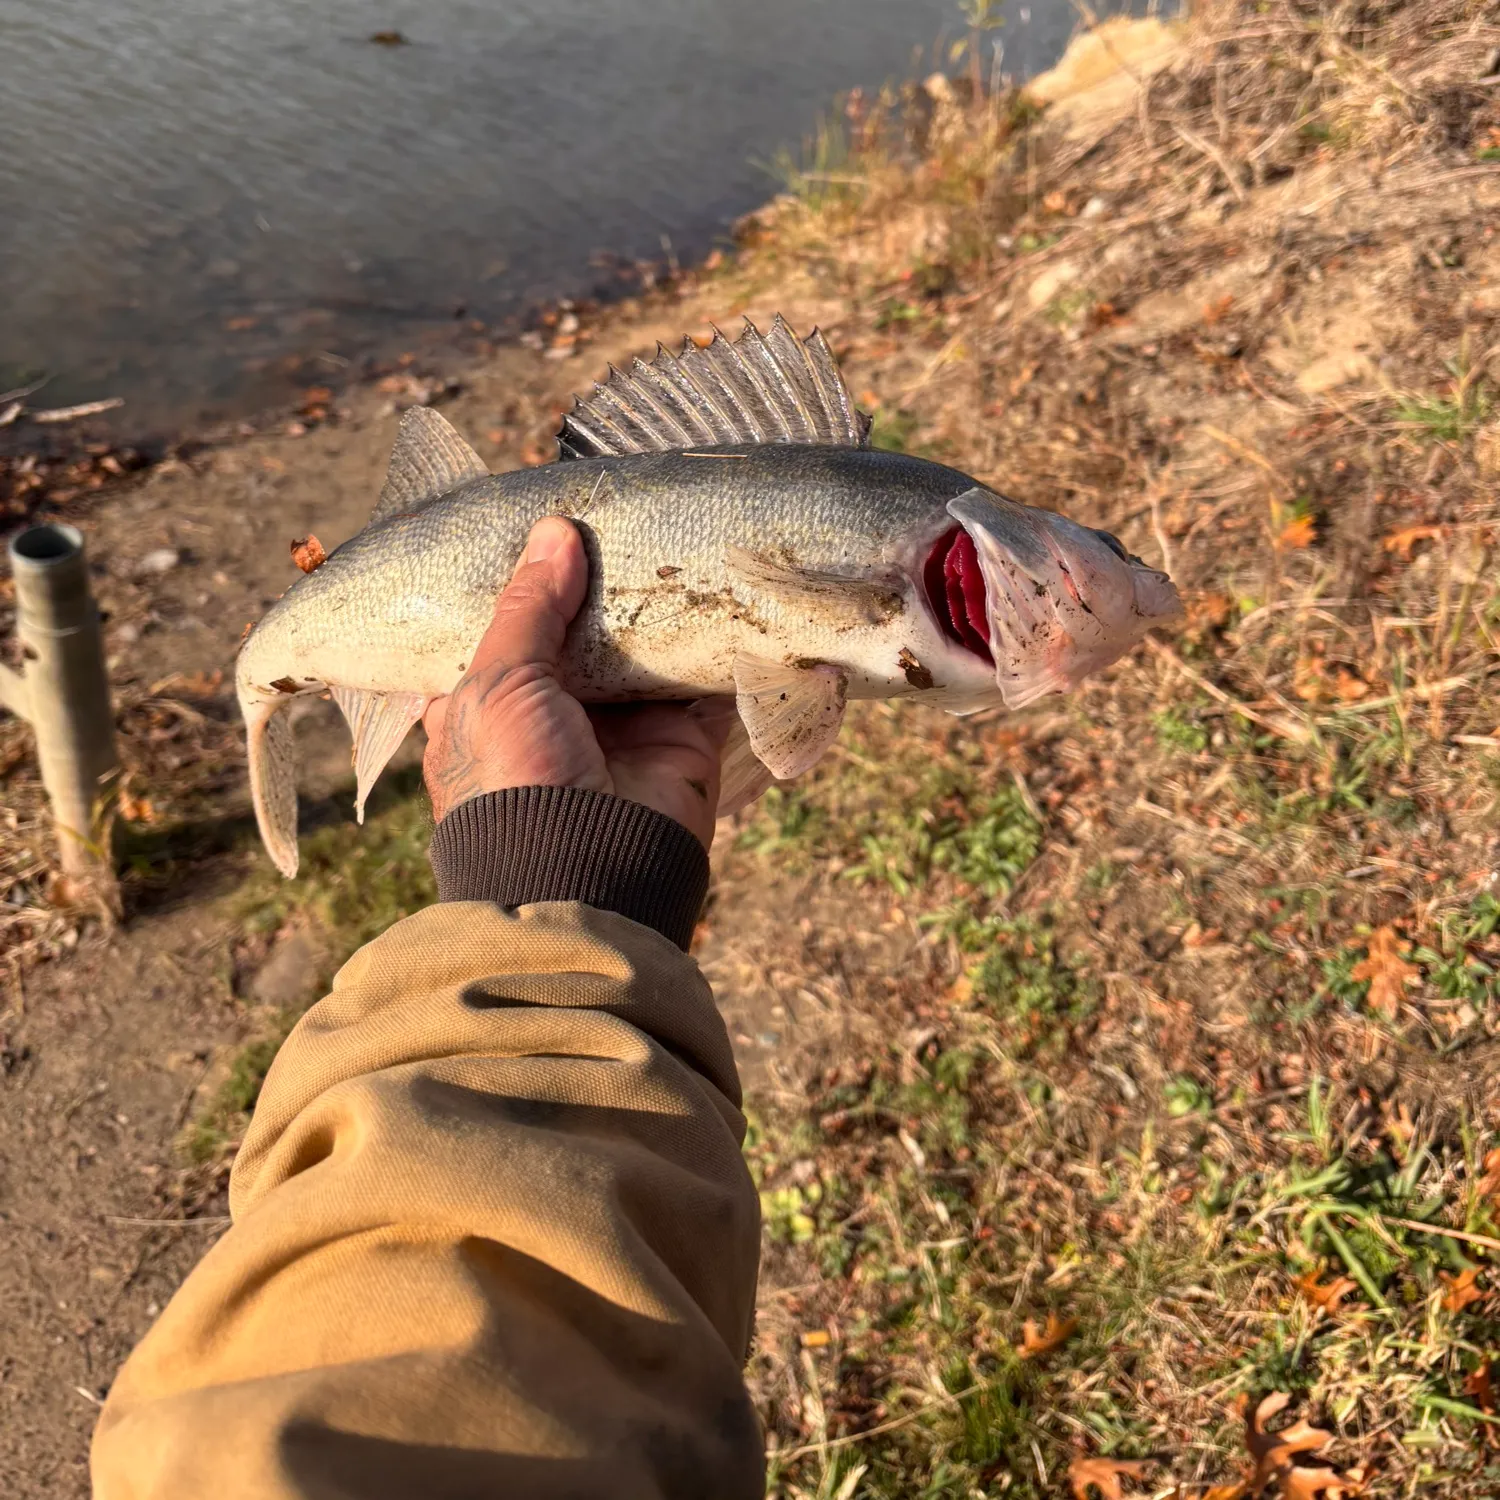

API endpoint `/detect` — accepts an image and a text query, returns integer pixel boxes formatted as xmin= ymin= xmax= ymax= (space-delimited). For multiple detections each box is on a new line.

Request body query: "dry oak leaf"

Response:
xmin=1440 ymin=1266 xmax=1485 ymax=1313
xmin=1068 ymin=1456 xmax=1153 ymax=1500
xmin=1479 ymin=1146 xmax=1500 ymax=1200
xmin=1349 ymin=926 xmax=1419 ymax=1019
xmin=1381 ymin=524 xmax=1444 ymax=559
xmin=1276 ymin=514 xmax=1317 ymax=551
xmin=1246 ymin=1393 xmax=1334 ymax=1486
xmin=1018 ymin=1310 xmax=1078 ymax=1359
xmin=290 ymin=535 xmax=327 ymax=574
xmin=1282 ymin=1465 xmax=1366 ymax=1499
xmin=1296 ymin=1270 xmax=1358 ymax=1315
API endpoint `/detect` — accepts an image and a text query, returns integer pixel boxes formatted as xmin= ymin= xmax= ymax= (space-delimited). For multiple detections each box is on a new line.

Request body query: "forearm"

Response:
xmin=93 ymin=795 xmax=763 ymax=1500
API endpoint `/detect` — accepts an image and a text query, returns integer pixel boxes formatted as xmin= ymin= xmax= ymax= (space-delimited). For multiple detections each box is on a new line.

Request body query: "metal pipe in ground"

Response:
xmin=3 ymin=524 xmax=119 ymax=886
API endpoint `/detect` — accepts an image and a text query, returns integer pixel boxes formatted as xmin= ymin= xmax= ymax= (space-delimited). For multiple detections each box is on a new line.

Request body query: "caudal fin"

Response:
xmin=244 ymin=696 xmax=300 ymax=877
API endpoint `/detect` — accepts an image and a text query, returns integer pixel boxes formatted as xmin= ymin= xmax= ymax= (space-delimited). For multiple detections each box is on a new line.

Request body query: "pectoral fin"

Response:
xmin=733 ymin=654 xmax=848 ymax=780
xmin=330 ymin=687 xmax=427 ymax=821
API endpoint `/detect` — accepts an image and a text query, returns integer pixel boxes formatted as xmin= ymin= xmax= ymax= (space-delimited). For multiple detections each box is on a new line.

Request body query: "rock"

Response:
xmin=1026 ymin=258 xmax=1083 ymax=311
xmin=137 ymin=548 xmax=179 ymax=576
xmin=1296 ymin=351 xmax=1376 ymax=395
xmin=1081 ymin=196 xmax=1108 ymax=220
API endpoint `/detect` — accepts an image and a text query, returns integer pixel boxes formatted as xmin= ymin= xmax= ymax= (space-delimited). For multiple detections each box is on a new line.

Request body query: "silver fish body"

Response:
xmin=238 ymin=321 xmax=1180 ymax=875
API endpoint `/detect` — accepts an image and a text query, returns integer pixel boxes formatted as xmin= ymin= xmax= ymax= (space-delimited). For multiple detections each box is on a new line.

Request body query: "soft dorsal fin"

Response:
xmin=371 ymin=407 xmax=488 ymax=525
xmin=556 ymin=315 xmax=872 ymax=459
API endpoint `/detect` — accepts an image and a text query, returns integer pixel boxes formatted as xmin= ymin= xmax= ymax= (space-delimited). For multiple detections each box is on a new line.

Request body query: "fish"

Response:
xmin=237 ymin=316 xmax=1181 ymax=876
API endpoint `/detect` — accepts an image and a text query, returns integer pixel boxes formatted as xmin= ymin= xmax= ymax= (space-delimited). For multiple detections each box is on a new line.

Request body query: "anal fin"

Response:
xmin=733 ymin=654 xmax=848 ymax=781
xmin=331 ymin=688 xmax=427 ymax=821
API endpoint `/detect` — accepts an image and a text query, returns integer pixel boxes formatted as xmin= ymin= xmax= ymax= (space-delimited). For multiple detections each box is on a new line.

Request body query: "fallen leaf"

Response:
xmin=1479 ymin=1147 xmax=1500 ymax=1199
xmin=290 ymin=535 xmax=327 ymax=574
xmin=1199 ymin=1482 xmax=1253 ymax=1500
xmin=1186 ymin=592 xmax=1233 ymax=633
xmin=1246 ymin=1394 xmax=1334 ymax=1487
xmin=1203 ymin=294 xmax=1236 ymax=324
xmin=1018 ymin=1310 xmax=1077 ymax=1359
xmin=1282 ymin=1465 xmax=1365 ymax=1499
xmin=1043 ymin=189 xmax=1070 ymax=214
xmin=1331 ymin=666 xmax=1369 ymax=702
xmin=1068 ymin=1456 xmax=1152 ymax=1500
xmin=799 ymin=1329 xmax=830 ymax=1348
xmin=1381 ymin=524 xmax=1444 ymax=559
xmin=225 ymin=315 xmax=257 ymax=332
xmin=1276 ymin=514 xmax=1318 ymax=551
xmin=1349 ymin=926 xmax=1419 ymax=1019
xmin=1440 ymin=1266 xmax=1485 ymax=1313
xmin=1296 ymin=1271 xmax=1358 ymax=1314
xmin=117 ymin=790 xmax=155 ymax=824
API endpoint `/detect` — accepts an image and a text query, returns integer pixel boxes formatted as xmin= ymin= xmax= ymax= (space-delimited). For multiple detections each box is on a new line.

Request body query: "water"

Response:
xmin=0 ymin=0 xmax=1140 ymax=435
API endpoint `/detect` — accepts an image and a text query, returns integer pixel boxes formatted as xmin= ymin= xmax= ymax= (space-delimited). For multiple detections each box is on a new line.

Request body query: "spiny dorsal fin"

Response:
xmin=371 ymin=407 xmax=488 ymax=524
xmin=556 ymin=315 xmax=872 ymax=460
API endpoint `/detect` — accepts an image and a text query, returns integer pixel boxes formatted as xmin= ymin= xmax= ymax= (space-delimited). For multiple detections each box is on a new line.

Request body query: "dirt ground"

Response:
xmin=5 ymin=3 xmax=1500 ymax=1496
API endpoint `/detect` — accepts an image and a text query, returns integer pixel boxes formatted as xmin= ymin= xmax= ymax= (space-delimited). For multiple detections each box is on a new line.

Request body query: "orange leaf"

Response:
xmin=1296 ymin=1271 xmax=1358 ymax=1314
xmin=1246 ymin=1394 xmax=1334 ymax=1486
xmin=1068 ymin=1456 xmax=1152 ymax=1500
xmin=1466 ymin=1361 xmax=1496 ymax=1412
xmin=118 ymin=790 xmax=156 ymax=824
xmin=1200 ymin=1482 xmax=1254 ymax=1500
xmin=1018 ymin=1310 xmax=1077 ymax=1359
xmin=1203 ymin=294 xmax=1235 ymax=324
xmin=1381 ymin=524 xmax=1444 ymax=559
xmin=1441 ymin=1266 xmax=1485 ymax=1313
xmin=1282 ymin=1465 xmax=1366 ymax=1500
xmin=1479 ymin=1147 xmax=1500 ymax=1200
xmin=1349 ymin=926 xmax=1419 ymax=1019
xmin=290 ymin=535 xmax=327 ymax=574
xmin=1276 ymin=514 xmax=1318 ymax=551
xmin=1331 ymin=667 xmax=1369 ymax=702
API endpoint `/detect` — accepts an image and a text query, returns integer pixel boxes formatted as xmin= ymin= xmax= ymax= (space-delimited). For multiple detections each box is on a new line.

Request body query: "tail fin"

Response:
xmin=243 ymin=695 xmax=300 ymax=877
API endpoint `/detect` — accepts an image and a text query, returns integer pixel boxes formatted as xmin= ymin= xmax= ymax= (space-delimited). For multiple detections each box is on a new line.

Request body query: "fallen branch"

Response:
xmin=1144 ymin=636 xmax=1311 ymax=743
xmin=31 ymin=397 xmax=124 ymax=424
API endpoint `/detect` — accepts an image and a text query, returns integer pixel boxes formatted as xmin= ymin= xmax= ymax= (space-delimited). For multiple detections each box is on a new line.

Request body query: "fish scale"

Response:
xmin=237 ymin=318 xmax=1181 ymax=876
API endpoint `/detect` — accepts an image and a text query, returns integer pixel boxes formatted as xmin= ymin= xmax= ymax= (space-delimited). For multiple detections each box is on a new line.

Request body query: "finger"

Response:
xmin=587 ymin=702 xmax=723 ymax=758
xmin=686 ymin=695 xmax=738 ymax=751
xmin=468 ymin=516 xmax=588 ymax=677
xmin=422 ymin=694 xmax=449 ymax=739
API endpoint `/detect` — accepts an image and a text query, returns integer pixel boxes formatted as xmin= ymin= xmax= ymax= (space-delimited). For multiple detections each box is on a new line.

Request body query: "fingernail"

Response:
xmin=521 ymin=517 xmax=569 ymax=566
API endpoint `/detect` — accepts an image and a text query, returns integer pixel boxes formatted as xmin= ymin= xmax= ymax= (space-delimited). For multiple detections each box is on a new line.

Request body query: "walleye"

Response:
xmin=237 ymin=317 xmax=1180 ymax=876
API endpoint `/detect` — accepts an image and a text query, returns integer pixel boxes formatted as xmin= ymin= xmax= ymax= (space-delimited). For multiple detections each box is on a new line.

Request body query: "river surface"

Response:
xmin=1 ymin=0 xmax=1143 ymax=434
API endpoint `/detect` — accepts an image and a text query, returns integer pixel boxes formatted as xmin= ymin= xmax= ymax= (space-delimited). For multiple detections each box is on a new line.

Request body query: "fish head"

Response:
xmin=930 ymin=488 xmax=1181 ymax=708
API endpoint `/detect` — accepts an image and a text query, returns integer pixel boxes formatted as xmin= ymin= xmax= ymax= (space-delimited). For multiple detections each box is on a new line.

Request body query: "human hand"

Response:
xmin=422 ymin=517 xmax=729 ymax=848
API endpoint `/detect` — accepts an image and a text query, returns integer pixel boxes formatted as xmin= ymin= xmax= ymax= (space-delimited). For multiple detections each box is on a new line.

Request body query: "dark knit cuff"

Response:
xmin=428 ymin=785 xmax=709 ymax=950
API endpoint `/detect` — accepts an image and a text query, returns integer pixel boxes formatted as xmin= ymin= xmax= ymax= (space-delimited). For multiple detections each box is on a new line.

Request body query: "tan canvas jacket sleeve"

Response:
xmin=90 ymin=901 xmax=764 ymax=1499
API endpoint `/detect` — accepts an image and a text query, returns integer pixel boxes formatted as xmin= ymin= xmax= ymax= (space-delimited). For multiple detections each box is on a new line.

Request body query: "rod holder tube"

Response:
xmin=7 ymin=524 xmax=119 ymax=877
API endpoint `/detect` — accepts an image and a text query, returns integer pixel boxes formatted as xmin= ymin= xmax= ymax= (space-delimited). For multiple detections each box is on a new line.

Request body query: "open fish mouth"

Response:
xmin=922 ymin=526 xmax=994 ymax=665
xmin=941 ymin=487 xmax=1182 ymax=708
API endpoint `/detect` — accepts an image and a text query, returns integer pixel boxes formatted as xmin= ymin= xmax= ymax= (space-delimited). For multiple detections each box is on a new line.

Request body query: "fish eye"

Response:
xmin=1094 ymin=528 xmax=1130 ymax=561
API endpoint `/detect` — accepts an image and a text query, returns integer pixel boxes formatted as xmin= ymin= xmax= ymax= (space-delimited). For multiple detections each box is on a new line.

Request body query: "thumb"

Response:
xmin=468 ymin=516 xmax=588 ymax=676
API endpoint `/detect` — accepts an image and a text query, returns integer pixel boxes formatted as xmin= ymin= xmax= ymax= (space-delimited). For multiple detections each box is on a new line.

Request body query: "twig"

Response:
xmin=31 ymin=397 xmax=124 ymax=424
xmin=776 ymin=1380 xmax=982 ymax=1462
xmin=0 ymin=403 xmax=21 ymax=428
xmin=105 ymin=1215 xmax=231 ymax=1228
xmin=1172 ymin=123 xmax=1247 ymax=202
xmin=1144 ymin=637 xmax=1311 ymax=742
xmin=1358 ymin=1213 xmax=1500 ymax=1255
